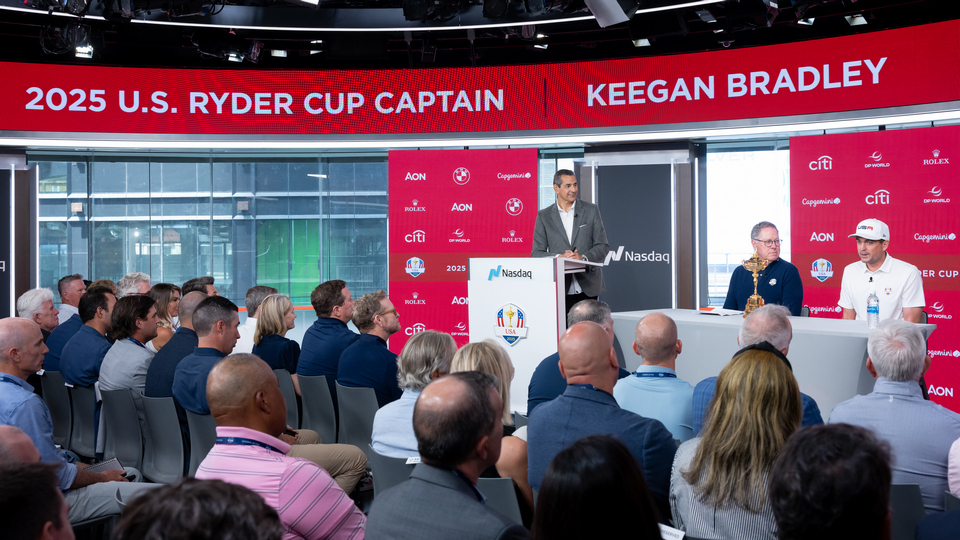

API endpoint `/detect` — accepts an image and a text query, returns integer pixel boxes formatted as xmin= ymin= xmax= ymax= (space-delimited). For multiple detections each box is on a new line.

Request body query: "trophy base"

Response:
xmin=744 ymin=295 xmax=765 ymax=318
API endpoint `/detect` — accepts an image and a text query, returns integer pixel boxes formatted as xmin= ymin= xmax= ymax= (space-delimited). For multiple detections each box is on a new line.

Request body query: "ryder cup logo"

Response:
xmin=405 ymin=257 xmax=425 ymax=278
xmin=810 ymin=258 xmax=834 ymax=283
xmin=453 ymin=167 xmax=470 ymax=185
xmin=505 ymin=198 xmax=523 ymax=216
xmin=495 ymin=303 xmax=529 ymax=346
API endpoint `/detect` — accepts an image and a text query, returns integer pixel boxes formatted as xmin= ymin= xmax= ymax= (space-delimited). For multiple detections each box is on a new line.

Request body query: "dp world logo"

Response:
xmin=495 ymin=303 xmax=528 ymax=346
xmin=931 ymin=302 xmax=945 ymax=313
xmin=869 ymin=151 xmax=883 ymax=162
xmin=810 ymin=258 xmax=834 ymax=282
xmin=405 ymin=257 xmax=425 ymax=278
xmin=506 ymin=198 xmax=523 ymax=216
xmin=453 ymin=167 xmax=470 ymax=185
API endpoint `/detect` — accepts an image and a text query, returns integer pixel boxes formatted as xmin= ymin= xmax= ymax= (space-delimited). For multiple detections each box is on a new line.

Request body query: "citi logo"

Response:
xmin=865 ymin=190 xmax=890 ymax=205
xmin=923 ymin=150 xmax=949 ymax=165
xmin=404 ymin=199 xmax=426 ymax=212
xmin=405 ymin=172 xmax=427 ymax=181
xmin=809 ymin=156 xmax=832 ymax=171
xmin=405 ymin=292 xmax=425 ymax=305
xmin=451 ymin=296 xmax=468 ymax=305
xmin=810 ymin=232 xmax=834 ymax=242
xmin=405 ymin=230 xmax=426 ymax=243
xmin=404 ymin=323 xmax=427 ymax=336
xmin=913 ymin=232 xmax=956 ymax=243
xmin=451 ymin=203 xmax=473 ymax=211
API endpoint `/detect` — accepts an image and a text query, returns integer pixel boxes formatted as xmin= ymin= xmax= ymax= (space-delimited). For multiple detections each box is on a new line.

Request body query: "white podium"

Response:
xmin=468 ymin=257 xmax=601 ymax=414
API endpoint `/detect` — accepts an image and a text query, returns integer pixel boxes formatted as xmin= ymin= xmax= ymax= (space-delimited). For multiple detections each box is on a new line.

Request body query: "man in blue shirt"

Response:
xmin=527 ymin=299 xmax=629 ymax=416
xmin=0 ymin=317 xmax=155 ymax=523
xmin=723 ymin=221 xmax=803 ymax=316
xmin=692 ymin=304 xmax=824 ymax=434
xmin=172 ymin=295 xmax=241 ymax=414
xmin=297 ymin=279 xmax=358 ymax=413
xmin=43 ymin=313 xmax=84 ymax=372
xmin=60 ymin=285 xmax=116 ymax=387
xmin=338 ymin=289 xmax=402 ymax=407
xmin=145 ymin=291 xmax=207 ymax=399
xmin=830 ymin=320 xmax=960 ymax=513
xmin=614 ymin=312 xmax=695 ymax=443
xmin=527 ymin=322 xmax=676 ymax=520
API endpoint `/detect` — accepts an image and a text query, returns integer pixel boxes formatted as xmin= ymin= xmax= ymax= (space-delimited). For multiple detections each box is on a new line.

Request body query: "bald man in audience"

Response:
xmin=0 ymin=425 xmax=41 ymax=463
xmin=614 ymin=312 xmax=695 ymax=443
xmin=367 ymin=372 xmax=528 ymax=539
xmin=196 ymin=354 xmax=366 ymax=538
xmin=691 ymin=304 xmax=824 ymax=435
xmin=527 ymin=321 xmax=676 ymax=520
xmin=0 ymin=318 xmax=156 ymax=523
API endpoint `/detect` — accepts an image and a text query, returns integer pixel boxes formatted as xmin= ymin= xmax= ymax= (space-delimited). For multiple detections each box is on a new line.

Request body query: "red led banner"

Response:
xmin=790 ymin=125 xmax=960 ymax=412
xmin=387 ymin=149 xmax=538 ymax=352
xmin=0 ymin=21 xmax=958 ymax=136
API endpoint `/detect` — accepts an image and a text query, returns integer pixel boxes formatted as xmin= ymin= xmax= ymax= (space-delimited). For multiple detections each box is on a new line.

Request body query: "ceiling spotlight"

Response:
xmin=270 ymin=50 xmax=288 ymax=57
xmin=632 ymin=38 xmax=650 ymax=47
xmin=845 ymin=14 xmax=867 ymax=26
xmin=797 ymin=18 xmax=814 ymax=26
xmin=695 ymin=9 xmax=715 ymax=23
xmin=75 ymin=45 xmax=93 ymax=58
xmin=536 ymin=33 xmax=546 ymax=39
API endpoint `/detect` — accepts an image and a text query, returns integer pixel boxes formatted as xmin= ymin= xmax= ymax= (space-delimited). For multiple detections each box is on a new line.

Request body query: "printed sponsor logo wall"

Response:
xmin=791 ymin=126 xmax=960 ymax=412
xmin=388 ymin=149 xmax=538 ymax=352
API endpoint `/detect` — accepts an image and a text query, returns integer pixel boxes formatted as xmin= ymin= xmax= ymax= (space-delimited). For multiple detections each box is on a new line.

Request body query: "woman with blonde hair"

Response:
xmin=148 ymin=283 xmax=181 ymax=351
xmin=451 ymin=339 xmax=533 ymax=524
xmin=252 ymin=294 xmax=301 ymax=395
xmin=670 ymin=344 xmax=802 ymax=540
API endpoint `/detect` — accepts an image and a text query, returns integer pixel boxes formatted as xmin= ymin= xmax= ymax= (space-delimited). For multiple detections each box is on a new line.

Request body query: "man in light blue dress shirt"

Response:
xmin=614 ymin=312 xmax=694 ymax=443
xmin=830 ymin=319 xmax=960 ymax=513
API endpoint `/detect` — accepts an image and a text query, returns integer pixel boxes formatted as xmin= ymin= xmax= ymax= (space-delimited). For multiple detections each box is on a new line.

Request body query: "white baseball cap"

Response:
xmin=848 ymin=218 xmax=890 ymax=241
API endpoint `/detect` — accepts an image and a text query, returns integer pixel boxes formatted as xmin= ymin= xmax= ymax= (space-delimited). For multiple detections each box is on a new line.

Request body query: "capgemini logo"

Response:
xmin=931 ymin=302 xmax=945 ymax=313
xmin=869 ymin=151 xmax=883 ymax=162
xmin=930 ymin=187 xmax=943 ymax=197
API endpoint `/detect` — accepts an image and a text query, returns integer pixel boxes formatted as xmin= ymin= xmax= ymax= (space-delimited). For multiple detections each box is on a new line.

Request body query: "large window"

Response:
xmin=35 ymin=154 xmax=388 ymax=324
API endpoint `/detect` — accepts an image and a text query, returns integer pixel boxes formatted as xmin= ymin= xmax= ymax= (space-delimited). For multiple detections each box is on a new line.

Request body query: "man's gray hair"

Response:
xmin=739 ymin=304 xmax=793 ymax=351
xmin=567 ymin=299 xmax=612 ymax=327
xmin=867 ymin=320 xmax=927 ymax=382
xmin=553 ymin=169 xmax=575 ymax=187
xmin=16 ymin=288 xmax=54 ymax=319
xmin=397 ymin=330 xmax=457 ymax=391
xmin=117 ymin=272 xmax=151 ymax=298
xmin=751 ymin=221 xmax=778 ymax=240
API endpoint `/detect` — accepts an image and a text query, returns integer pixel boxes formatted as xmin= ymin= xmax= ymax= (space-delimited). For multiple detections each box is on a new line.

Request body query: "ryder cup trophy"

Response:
xmin=742 ymin=252 xmax=769 ymax=318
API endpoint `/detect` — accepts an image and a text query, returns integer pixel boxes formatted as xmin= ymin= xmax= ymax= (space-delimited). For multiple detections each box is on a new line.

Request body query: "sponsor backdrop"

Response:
xmin=597 ymin=164 xmax=675 ymax=311
xmin=0 ymin=21 xmax=958 ymax=136
xmin=791 ymin=126 xmax=960 ymax=412
xmin=388 ymin=149 xmax=538 ymax=352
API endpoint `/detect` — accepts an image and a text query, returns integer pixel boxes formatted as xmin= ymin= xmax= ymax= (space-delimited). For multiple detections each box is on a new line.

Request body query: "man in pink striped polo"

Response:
xmin=197 ymin=353 xmax=366 ymax=539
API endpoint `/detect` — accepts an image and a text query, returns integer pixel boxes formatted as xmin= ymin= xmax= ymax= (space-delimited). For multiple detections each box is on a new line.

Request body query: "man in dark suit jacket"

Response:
xmin=532 ymin=169 xmax=609 ymax=313
xmin=527 ymin=321 xmax=677 ymax=520
xmin=366 ymin=371 xmax=527 ymax=540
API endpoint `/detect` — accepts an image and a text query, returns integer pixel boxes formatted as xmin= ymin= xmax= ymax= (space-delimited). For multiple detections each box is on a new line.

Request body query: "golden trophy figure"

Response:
xmin=741 ymin=252 xmax=769 ymax=318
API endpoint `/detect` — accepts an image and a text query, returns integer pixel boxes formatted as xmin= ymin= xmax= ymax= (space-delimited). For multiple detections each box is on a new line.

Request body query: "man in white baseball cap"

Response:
xmin=839 ymin=218 xmax=925 ymax=323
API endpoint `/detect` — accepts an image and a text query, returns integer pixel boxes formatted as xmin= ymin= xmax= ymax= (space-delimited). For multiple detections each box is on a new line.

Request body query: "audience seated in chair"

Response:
xmin=0 ymin=461 xmax=74 ymax=540
xmin=770 ymin=423 xmax=892 ymax=540
xmin=98 ymin=294 xmax=159 ymax=428
xmin=338 ymin=289 xmax=402 ymax=407
xmin=116 ymin=272 xmax=151 ymax=298
xmin=371 ymin=330 xmax=455 ymax=458
xmin=366 ymin=371 xmax=528 ymax=540
xmin=113 ymin=478 xmax=284 ymax=540
xmin=146 ymin=283 xmax=182 ymax=351
xmin=531 ymin=434 xmax=662 ymax=540
xmin=829 ymin=319 xmax=960 ymax=513
xmin=144 ymin=291 xmax=207 ymax=400
xmin=670 ymin=343 xmax=801 ymax=540
xmin=194 ymin=354 xmax=366 ymax=538
xmin=56 ymin=274 xmax=85 ymax=325
xmin=59 ymin=286 xmax=116 ymax=388
xmin=251 ymin=294 xmax=302 ymax=396
xmin=235 ymin=285 xmax=278 ymax=355
xmin=17 ymin=287 xmax=60 ymax=342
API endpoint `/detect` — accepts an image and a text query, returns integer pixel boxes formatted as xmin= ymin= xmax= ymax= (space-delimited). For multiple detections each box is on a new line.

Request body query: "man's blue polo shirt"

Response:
xmin=338 ymin=334 xmax=402 ymax=408
xmin=723 ymin=258 xmax=803 ymax=316
xmin=145 ymin=327 xmax=199 ymax=399
xmin=172 ymin=347 xmax=227 ymax=415
xmin=60 ymin=324 xmax=112 ymax=386
xmin=297 ymin=317 xmax=359 ymax=411
xmin=43 ymin=313 xmax=83 ymax=372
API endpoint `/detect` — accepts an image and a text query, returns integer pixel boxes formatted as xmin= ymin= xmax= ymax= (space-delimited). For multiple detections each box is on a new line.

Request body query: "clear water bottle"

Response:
xmin=867 ymin=290 xmax=880 ymax=329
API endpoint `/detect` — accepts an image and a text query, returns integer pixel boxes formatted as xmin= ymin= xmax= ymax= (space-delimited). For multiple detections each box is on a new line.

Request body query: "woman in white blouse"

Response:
xmin=670 ymin=344 xmax=802 ymax=540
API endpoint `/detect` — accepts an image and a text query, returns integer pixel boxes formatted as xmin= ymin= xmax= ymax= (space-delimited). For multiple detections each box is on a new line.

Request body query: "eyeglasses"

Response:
xmin=754 ymin=239 xmax=783 ymax=247
xmin=378 ymin=308 xmax=397 ymax=317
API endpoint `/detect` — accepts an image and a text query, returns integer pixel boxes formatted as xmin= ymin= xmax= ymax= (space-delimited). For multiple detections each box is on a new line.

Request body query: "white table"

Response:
xmin=611 ymin=309 xmax=937 ymax=421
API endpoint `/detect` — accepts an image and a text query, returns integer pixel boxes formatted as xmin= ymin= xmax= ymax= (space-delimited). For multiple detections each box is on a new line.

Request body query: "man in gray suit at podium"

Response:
xmin=532 ymin=169 xmax=610 ymax=314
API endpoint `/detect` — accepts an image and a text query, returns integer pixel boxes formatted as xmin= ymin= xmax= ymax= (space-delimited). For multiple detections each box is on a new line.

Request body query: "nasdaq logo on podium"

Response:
xmin=810 ymin=258 xmax=834 ymax=282
xmin=495 ymin=304 xmax=528 ymax=346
